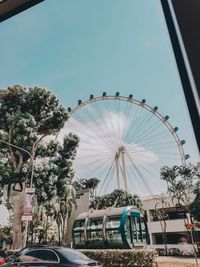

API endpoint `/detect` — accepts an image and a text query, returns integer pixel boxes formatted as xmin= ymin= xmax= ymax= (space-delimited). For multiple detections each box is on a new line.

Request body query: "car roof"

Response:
xmin=21 ymin=246 xmax=80 ymax=252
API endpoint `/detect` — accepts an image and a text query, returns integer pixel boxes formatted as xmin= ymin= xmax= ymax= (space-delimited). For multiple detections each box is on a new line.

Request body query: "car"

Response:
xmin=0 ymin=257 xmax=5 ymax=265
xmin=4 ymin=246 xmax=102 ymax=267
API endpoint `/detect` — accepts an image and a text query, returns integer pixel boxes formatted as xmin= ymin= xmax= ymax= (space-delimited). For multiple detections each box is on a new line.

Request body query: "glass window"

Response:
xmin=73 ymin=232 xmax=85 ymax=246
xmin=131 ymin=217 xmax=142 ymax=243
xmin=106 ymin=229 xmax=123 ymax=244
xmin=88 ymin=230 xmax=103 ymax=242
xmin=60 ymin=249 xmax=89 ymax=261
xmin=18 ymin=254 xmax=36 ymax=263
xmin=140 ymin=217 xmax=146 ymax=231
xmin=88 ymin=218 xmax=103 ymax=230
xmin=125 ymin=217 xmax=132 ymax=244
xmin=106 ymin=216 xmax=121 ymax=229
xmin=73 ymin=220 xmax=85 ymax=231
xmin=24 ymin=250 xmax=59 ymax=263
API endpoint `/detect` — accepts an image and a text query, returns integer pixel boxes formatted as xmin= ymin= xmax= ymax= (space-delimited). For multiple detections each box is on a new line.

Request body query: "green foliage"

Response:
xmin=0 ymin=225 xmax=13 ymax=246
xmin=190 ymin=187 xmax=200 ymax=221
xmin=160 ymin=164 xmax=200 ymax=206
xmin=53 ymin=134 xmax=79 ymax=199
xmin=80 ymin=249 xmax=157 ymax=267
xmin=34 ymin=133 xmax=79 ymax=205
xmin=90 ymin=189 xmax=141 ymax=210
xmin=74 ymin=177 xmax=100 ymax=200
xmin=160 ymin=163 xmax=200 ymax=258
xmin=0 ymin=86 xmax=69 ymax=188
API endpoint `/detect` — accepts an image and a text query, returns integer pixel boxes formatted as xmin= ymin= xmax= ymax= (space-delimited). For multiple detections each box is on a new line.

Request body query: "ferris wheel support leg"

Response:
xmin=122 ymin=152 xmax=128 ymax=192
xmin=115 ymin=158 xmax=120 ymax=189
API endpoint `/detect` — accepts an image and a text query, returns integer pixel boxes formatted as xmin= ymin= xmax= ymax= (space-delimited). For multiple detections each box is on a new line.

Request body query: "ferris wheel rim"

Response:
xmin=68 ymin=94 xmax=187 ymax=165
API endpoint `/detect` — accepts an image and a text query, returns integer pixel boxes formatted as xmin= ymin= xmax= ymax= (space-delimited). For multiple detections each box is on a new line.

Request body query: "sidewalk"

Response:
xmin=155 ymin=256 xmax=200 ymax=267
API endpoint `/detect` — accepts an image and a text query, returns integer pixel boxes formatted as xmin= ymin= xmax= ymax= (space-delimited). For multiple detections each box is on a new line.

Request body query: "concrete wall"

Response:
xmin=142 ymin=194 xmax=195 ymax=247
xmin=66 ymin=190 xmax=90 ymax=246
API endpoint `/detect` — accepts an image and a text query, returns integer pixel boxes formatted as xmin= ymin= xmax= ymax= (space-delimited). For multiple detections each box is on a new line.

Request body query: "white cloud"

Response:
xmin=54 ymin=110 xmax=161 ymax=195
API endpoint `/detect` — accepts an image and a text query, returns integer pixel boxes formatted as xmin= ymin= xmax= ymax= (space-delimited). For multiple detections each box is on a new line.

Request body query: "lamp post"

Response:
xmin=0 ymin=139 xmax=35 ymax=247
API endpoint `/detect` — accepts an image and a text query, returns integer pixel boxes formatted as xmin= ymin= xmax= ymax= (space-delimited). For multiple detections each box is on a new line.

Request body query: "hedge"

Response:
xmin=80 ymin=249 xmax=158 ymax=267
xmin=0 ymin=249 xmax=17 ymax=257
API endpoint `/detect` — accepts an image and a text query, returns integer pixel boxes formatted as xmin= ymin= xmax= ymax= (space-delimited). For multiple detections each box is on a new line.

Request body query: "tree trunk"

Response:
xmin=62 ymin=217 xmax=66 ymax=245
xmin=57 ymin=224 xmax=61 ymax=246
xmin=45 ymin=215 xmax=49 ymax=244
xmin=12 ymin=188 xmax=24 ymax=249
xmin=64 ymin=211 xmax=69 ymax=245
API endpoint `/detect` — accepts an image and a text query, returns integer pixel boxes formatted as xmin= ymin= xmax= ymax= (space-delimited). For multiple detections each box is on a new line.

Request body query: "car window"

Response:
xmin=18 ymin=253 xmax=37 ymax=263
xmin=60 ymin=249 xmax=88 ymax=262
xmin=17 ymin=247 xmax=31 ymax=256
xmin=19 ymin=250 xmax=59 ymax=263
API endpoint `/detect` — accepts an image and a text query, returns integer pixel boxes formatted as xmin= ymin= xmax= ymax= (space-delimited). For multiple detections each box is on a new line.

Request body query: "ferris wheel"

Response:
xmin=60 ymin=92 xmax=189 ymax=196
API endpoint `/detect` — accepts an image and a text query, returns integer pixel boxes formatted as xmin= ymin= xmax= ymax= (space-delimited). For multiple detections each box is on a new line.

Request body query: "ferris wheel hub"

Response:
xmin=115 ymin=145 xmax=126 ymax=159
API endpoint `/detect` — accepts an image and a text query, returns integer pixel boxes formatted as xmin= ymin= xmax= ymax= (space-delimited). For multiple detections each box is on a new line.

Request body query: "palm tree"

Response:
xmin=85 ymin=178 xmax=100 ymax=200
xmin=52 ymin=202 xmax=62 ymax=245
xmin=43 ymin=202 xmax=55 ymax=244
xmin=59 ymin=183 xmax=76 ymax=245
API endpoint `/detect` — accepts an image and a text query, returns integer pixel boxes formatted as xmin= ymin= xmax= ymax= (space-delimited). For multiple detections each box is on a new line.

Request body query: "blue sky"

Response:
xmin=0 ymin=0 xmax=199 ymax=166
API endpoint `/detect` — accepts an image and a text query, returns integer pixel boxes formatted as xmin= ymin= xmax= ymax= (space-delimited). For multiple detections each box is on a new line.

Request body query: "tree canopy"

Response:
xmin=90 ymin=189 xmax=142 ymax=210
xmin=0 ymin=86 xmax=69 ymax=190
xmin=190 ymin=184 xmax=200 ymax=221
xmin=160 ymin=164 xmax=200 ymax=207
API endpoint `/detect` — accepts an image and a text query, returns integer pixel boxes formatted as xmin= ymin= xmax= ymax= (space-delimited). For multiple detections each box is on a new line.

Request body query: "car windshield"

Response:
xmin=60 ymin=249 xmax=89 ymax=261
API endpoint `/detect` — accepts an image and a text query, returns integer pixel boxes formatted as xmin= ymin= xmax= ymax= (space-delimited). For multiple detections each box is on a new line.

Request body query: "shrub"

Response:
xmin=0 ymin=249 xmax=17 ymax=257
xmin=80 ymin=249 xmax=157 ymax=267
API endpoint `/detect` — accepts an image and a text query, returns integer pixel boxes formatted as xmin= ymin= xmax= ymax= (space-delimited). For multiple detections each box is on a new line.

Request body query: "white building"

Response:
xmin=142 ymin=194 xmax=200 ymax=252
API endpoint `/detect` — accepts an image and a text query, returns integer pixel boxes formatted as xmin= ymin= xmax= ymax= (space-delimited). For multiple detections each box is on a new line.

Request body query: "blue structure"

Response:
xmin=72 ymin=206 xmax=148 ymax=249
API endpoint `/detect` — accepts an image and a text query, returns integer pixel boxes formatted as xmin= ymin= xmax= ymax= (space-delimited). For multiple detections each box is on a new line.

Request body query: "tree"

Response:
xmin=59 ymin=183 xmax=76 ymax=245
xmin=154 ymin=194 xmax=170 ymax=256
xmin=73 ymin=177 xmax=100 ymax=200
xmin=84 ymin=178 xmax=100 ymax=200
xmin=160 ymin=164 xmax=199 ymax=207
xmin=33 ymin=134 xmax=79 ymax=245
xmin=90 ymin=189 xmax=141 ymax=210
xmin=160 ymin=163 xmax=200 ymax=262
xmin=0 ymin=86 xmax=69 ymax=249
xmin=190 ymin=183 xmax=200 ymax=222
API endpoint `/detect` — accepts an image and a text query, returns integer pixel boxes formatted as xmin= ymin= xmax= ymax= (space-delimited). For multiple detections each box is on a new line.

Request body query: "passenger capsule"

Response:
xmin=72 ymin=206 xmax=148 ymax=249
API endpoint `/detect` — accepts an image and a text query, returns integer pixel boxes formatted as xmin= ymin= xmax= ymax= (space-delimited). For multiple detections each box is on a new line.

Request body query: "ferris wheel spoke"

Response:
xmin=134 ymin=120 xmax=165 ymax=144
xmin=82 ymin=106 xmax=115 ymax=145
xmin=126 ymin=112 xmax=154 ymax=144
xmin=137 ymin=130 xmax=176 ymax=146
xmin=125 ymin=151 xmax=154 ymax=195
xmin=123 ymin=104 xmax=143 ymax=142
xmin=98 ymin=159 xmax=116 ymax=195
xmin=127 ymin=152 xmax=166 ymax=192
xmin=128 ymin=113 xmax=155 ymax=143
xmin=100 ymin=99 xmax=123 ymax=142
xmin=96 ymin=100 xmax=114 ymax=137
